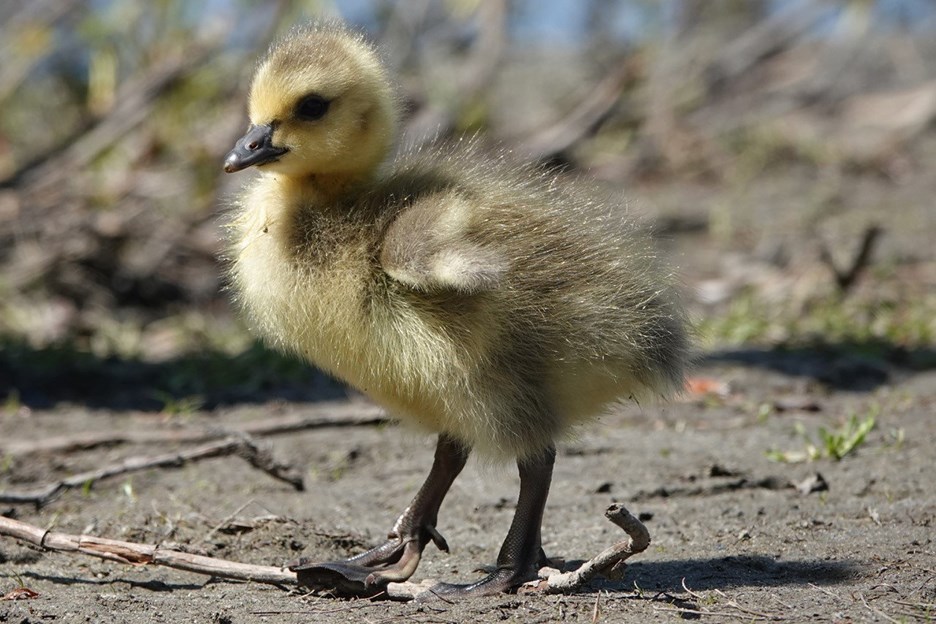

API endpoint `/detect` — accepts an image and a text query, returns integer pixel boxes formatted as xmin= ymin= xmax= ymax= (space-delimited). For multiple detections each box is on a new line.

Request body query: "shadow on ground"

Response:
xmin=6 ymin=334 xmax=936 ymax=410
xmin=0 ymin=337 xmax=347 ymax=411
xmin=12 ymin=572 xmax=205 ymax=592
xmin=624 ymin=555 xmax=859 ymax=592
xmin=702 ymin=340 xmax=936 ymax=391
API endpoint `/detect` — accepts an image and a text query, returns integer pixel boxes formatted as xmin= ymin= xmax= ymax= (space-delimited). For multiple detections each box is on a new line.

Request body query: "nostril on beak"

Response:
xmin=224 ymin=123 xmax=285 ymax=173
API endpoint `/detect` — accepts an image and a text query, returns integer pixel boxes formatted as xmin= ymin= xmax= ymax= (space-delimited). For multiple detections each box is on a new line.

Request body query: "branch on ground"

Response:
xmin=0 ymin=433 xmax=303 ymax=507
xmin=818 ymin=225 xmax=883 ymax=293
xmin=0 ymin=514 xmax=295 ymax=585
xmin=527 ymin=504 xmax=651 ymax=594
xmin=0 ymin=403 xmax=387 ymax=458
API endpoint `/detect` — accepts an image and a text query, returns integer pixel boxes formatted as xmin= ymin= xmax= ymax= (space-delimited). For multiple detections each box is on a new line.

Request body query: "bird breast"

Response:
xmin=228 ymin=180 xmax=479 ymax=434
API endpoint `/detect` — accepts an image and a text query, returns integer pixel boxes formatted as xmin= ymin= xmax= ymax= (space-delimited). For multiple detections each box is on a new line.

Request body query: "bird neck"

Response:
xmin=275 ymin=169 xmax=376 ymax=206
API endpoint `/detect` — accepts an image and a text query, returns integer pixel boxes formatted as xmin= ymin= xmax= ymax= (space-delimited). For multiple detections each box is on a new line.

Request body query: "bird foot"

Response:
xmin=427 ymin=565 xmax=539 ymax=598
xmin=421 ymin=545 xmax=551 ymax=598
xmin=289 ymin=559 xmax=385 ymax=597
xmin=289 ymin=529 xmax=442 ymax=597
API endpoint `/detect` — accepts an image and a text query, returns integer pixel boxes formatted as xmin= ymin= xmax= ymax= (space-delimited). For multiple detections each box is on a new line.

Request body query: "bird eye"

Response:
xmin=295 ymin=94 xmax=330 ymax=121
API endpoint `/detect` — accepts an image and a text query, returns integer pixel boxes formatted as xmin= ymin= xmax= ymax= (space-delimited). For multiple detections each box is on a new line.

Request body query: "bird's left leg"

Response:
xmin=289 ymin=434 xmax=469 ymax=595
xmin=431 ymin=444 xmax=556 ymax=597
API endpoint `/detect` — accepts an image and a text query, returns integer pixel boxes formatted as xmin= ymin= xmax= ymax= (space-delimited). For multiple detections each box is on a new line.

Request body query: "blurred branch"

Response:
xmin=0 ymin=0 xmax=82 ymax=102
xmin=795 ymin=1 xmax=874 ymax=104
xmin=819 ymin=225 xmax=883 ymax=293
xmin=519 ymin=61 xmax=637 ymax=160
xmin=2 ymin=44 xmax=217 ymax=191
xmin=404 ymin=0 xmax=507 ymax=144
xmin=376 ymin=0 xmax=433 ymax=72
xmin=456 ymin=0 xmax=507 ymax=96
xmin=704 ymin=1 xmax=829 ymax=94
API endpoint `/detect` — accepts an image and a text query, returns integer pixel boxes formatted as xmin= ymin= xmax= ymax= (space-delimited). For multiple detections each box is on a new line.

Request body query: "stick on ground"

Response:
xmin=0 ymin=403 xmax=387 ymax=458
xmin=0 ymin=433 xmax=303 ymax=507
xmin=0 ymin=515 xmax=296 ymax=585
xmin=534 ymin=503 xmax=651 ymax=594
xmin=818 ymin=225 xmax=883 ymax=293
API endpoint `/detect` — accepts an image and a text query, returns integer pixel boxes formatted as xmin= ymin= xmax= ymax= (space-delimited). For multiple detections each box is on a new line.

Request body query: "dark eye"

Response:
xmin=295 ymin=94 xmax=330 ymax=121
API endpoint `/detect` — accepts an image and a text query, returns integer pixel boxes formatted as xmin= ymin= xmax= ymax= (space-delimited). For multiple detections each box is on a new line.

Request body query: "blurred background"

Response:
xmin=1 ymin=0 xmax=935 ymax=411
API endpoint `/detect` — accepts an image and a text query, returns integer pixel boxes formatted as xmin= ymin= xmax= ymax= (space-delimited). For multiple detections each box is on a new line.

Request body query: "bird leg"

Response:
xmin=290 ymin=434 xmax=468 ymax=596
xmin=431 ymin=445 xmax=556 ymax=597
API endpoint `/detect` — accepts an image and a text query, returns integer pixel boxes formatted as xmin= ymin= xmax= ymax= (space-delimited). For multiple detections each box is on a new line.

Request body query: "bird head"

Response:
xmin=224 ymin=23 xmax=398 ymax=183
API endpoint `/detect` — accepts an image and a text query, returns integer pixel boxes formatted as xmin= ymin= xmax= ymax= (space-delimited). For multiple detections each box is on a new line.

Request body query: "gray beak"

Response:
xmin=223 ymin=124 xmax=288 ymax=173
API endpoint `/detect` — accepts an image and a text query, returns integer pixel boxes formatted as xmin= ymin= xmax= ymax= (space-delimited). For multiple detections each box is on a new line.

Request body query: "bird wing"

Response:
xmin=379 ymin=192 xmax=507 ymax=294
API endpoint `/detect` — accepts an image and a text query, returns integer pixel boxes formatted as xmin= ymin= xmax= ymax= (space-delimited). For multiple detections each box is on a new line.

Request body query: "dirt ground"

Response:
xmin=1 ymin=352 xmax=933 ymax=623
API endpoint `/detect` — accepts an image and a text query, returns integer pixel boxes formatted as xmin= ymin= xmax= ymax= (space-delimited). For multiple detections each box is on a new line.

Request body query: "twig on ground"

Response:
xmin=675 ymin=578 xmax=784 ymax=621
xmin=201 ymin=500 xmax=262 ymax=544
xmin=532 ymin=504 xmax=651 ymax=594
xmin=713 ymin=588 xmax=782 ymax=620
xmin=0 ymin=515 xmax=295 ymax=585
xmin=808 ymin=582 xmax=838 ymax=597
xmin=858 ymin=592 xmax=902 ymax=624
xmin=232 ymin=432 xmax=305 ymax=491
xmin=0 ymin=433 xmax=303 ymax=507
xmin=892 ymin=599 xmax=936 ymax=609
xmin=818 ymin=225 xmax=883 ymax=293
xmin=0 ymin=505 xmax=651 ymax=599
xmin=0 ymin=403 xmax=387 ymax=458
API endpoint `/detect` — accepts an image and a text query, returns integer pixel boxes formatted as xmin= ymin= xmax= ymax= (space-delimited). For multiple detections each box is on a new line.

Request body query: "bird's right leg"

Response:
xmin=290 ymin=433 xmax=469 ymax=595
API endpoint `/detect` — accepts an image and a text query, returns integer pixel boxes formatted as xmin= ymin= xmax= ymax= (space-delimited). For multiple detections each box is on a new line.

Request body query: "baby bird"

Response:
xmin=224 ymin=22 xmax=688 ymax=597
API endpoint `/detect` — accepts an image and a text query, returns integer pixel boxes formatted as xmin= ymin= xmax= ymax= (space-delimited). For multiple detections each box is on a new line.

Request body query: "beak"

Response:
xmin=223 ymin=124 xmax=289 ymax=173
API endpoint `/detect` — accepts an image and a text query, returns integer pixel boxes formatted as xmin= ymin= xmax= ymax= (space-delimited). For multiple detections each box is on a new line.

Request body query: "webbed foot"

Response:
xmin=290 ymin=435 xmax=467 ymax=597
xmin=290 ymin=525 xmax=449 ymax=596
xmin=428 ymin=563 xmax=539 ymax=598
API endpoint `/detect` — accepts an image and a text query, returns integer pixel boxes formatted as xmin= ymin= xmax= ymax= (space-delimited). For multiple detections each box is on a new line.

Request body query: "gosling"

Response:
xmin=223 ymin=22 xmax=688 ymax=598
